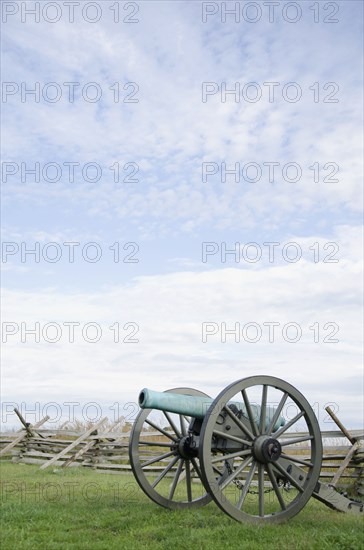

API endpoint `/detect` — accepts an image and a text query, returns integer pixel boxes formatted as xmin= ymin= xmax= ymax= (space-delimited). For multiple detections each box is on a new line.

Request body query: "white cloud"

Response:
xmin=2 ymin=2 xmax=363 ymax=234
xmin=1 ymin=2 xmax=363 ymax=432
xmin=2 ymin=235 xmax=362 ymax=427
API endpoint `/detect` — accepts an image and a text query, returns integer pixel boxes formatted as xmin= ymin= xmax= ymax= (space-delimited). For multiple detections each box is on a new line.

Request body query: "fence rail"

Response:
xmin=1 ymin=412 xmax=363 ymax=495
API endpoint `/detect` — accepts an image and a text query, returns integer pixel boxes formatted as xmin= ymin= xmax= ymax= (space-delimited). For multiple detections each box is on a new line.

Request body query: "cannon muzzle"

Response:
xmin=139 ymin=388 xmax=285 ymax=431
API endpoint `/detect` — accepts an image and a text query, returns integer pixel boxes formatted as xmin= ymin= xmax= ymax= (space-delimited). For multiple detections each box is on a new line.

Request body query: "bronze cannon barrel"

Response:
xmin=138 ymin=388 xmax=285 ymax=431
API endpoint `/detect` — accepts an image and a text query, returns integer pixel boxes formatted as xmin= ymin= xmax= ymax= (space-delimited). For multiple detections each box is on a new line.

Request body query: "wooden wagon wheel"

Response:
xmin=199 ymin=376 xmax=323 ymax=523
xmin=129 ymin=388 xmax=212 ymax=509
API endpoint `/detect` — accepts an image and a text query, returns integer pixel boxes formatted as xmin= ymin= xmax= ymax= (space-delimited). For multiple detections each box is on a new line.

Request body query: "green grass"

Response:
xmin=0 ymin=463 xmax=363 ymax=550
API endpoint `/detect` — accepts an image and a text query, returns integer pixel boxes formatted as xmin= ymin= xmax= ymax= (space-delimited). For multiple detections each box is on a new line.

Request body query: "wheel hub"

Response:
xmin=253 ymin=435 xmax=282 ymax=463
xmin=172 ymin=435 xmax=198 ymax=459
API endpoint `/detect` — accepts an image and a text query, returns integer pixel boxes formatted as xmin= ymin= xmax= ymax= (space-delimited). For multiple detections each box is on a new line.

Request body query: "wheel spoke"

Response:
xmin=266 ymin=463 xmax=286 ymax=510
xmin=190 ymin=457 xmax=203 ymax=481
xmin=180 ymin=415 xmax=187 ymax=437
xmin=185 ymin=460 xmax=192 ymax=502
xmin=258 ymin=463 xmax=265 ymax=517
xmin=211 ymin=449 xmax=252 ymax=464
xmin=145 ymin=419 xmax=177 ymax=442
xmin=224 ymin=405 xmax=254 ymax=441
xmin=280 ymin=435 xmax=313 ymax=447
xmin=139 ymin=440 xmax=172 ymax=448
xmin=168 ymin=459 xmax=184 ymax=499
xmin=151 ymin=456 xmax=179 ymax=488
xmin=273 ymin=410 xmax=305 ymax=438
xmin=266 ymin=392 xmax=288 ymax=435
xmin=212 ymin=465 xmax=225 ymax=478
xmin=163 ymin=411 xmax=181 ymax=438
xmin=237 ymin=461 xmax=257 ymax=509
xmin=241 ymin=389 xmax=259 ymax=437
xmin=142 ymin=450 xmax=175 ymax=468
xmin=273 ymin=460 xmax=305 ymax=493
xmin=213 ymin=429 xmax=252 ymax=446
xmin=260 ymin=385 xmax=268 ymax=434
xmin=281 ymin=453 xmax=313 ymax=468
xmin=219 ymin=456 xmax=252 ymax=490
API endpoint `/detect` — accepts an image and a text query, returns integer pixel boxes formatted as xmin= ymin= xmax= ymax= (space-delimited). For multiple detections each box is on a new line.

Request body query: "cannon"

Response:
xmin=129 ymin=376 xmax=363 ymax=523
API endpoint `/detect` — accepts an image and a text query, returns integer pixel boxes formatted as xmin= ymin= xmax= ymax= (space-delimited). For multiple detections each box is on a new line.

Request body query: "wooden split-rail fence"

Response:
xmin=1 ymin=408 xmax=363 ymax=496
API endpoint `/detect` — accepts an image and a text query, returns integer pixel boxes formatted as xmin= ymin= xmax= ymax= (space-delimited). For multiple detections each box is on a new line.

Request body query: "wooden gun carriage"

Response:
xmin=129 ymin=376 xmax=363 ymax=523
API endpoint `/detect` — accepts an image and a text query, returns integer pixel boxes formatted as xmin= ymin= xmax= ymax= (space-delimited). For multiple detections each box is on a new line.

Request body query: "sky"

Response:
xmin=1 ymin=0 xmax=363 ymax=430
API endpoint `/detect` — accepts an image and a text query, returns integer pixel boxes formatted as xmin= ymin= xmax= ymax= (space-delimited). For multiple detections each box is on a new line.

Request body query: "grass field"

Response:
xmin=0 ymin=462 xmax=363 ymax=550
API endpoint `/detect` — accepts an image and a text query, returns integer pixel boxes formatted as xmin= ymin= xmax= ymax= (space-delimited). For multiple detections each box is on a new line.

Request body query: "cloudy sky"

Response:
xmin=1 ymin=1 xmax=363 ymax=429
